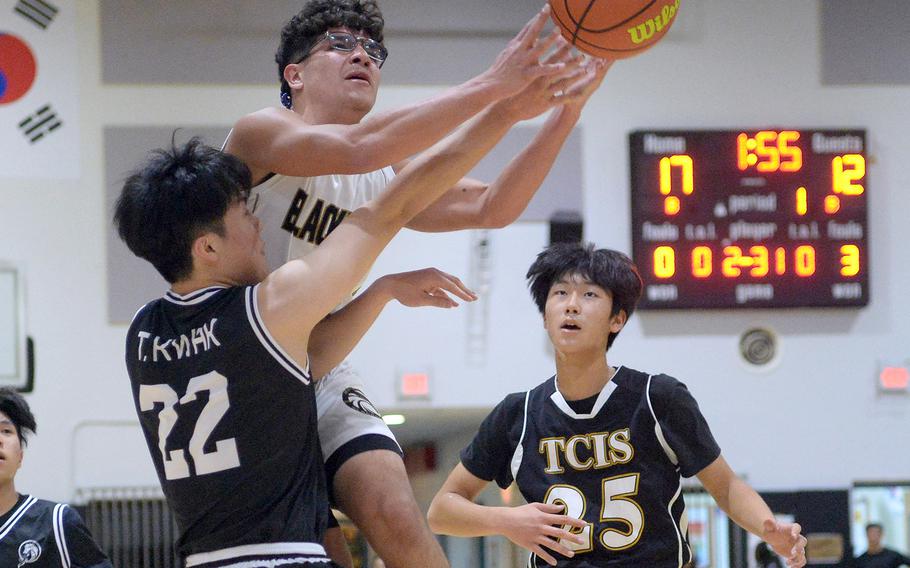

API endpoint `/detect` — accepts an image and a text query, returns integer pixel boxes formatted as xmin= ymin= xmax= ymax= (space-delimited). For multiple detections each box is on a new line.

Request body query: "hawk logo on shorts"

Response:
xmin=18 ymin=539 xmax=41 ymax=566
xmin=342 ymin=387 xmax=382 ymax=419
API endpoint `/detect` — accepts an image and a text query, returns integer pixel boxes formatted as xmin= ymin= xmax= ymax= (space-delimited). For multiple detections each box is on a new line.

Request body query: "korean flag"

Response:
xmin=0 ymin=0 xmax=79 ymax=179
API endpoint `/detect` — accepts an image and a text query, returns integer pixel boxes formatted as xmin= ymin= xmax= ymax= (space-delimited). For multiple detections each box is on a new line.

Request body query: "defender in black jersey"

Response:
xmin=0 ymin=388 xmax=112 ymax=568
xmin=429 ymin=243 xmax=808 ymax=568
xmin=115 ymin=83 xmax=542 ymax=566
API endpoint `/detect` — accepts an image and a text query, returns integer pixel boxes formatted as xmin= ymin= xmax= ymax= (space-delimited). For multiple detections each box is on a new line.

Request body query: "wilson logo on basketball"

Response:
xmin=628 ymin=0 xmax=679 ymax=45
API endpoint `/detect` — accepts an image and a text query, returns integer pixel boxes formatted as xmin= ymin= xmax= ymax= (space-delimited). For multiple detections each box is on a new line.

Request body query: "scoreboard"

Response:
xmin=629 ymin=130 xmax=868 ymax=309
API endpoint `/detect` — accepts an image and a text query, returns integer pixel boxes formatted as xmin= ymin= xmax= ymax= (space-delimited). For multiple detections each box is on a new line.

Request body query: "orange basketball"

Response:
xmin=548 ymin=0 xmax=680 ymax=59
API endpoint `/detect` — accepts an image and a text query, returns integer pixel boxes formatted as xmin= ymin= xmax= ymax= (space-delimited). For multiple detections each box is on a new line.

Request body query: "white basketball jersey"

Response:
xmin=251 ymin=167 xmax=396 ymax=304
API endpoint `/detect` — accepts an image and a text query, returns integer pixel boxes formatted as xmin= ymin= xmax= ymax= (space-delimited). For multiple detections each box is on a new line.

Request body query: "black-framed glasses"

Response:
xmin=302 ymin=31 xmax=388 ymax=68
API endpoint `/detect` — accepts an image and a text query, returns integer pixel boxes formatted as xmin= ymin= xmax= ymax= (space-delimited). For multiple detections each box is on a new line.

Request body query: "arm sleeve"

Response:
xmin=459 ymin=392 xmax=526 ymax=489
xmin=652 ymin=375 xmax=722 ymax=478
xmin=61 ymin=506 xmax=114 ymax=568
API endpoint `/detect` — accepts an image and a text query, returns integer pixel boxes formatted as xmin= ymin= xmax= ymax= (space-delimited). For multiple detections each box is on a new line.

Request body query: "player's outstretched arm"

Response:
xmin=428 ymin=464 xmax=587 ymax=567
xmin=307 ymin=268 xmax=475 ymax=379
xmin=406 ymin=56 xmax=613 ymax=232
xmin=226 ymin=6 xmax=575 ymax=179
xmin=257 ymin=85 xmax=524 ymax=358
xmin=698 ymin=456 xmax=808 ymax=568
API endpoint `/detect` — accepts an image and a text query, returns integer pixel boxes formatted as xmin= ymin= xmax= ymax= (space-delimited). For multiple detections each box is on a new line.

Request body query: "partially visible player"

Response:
xmin=224 ymin=2 xmax=610 ymax=565
xmin=115 ymin=57 xmax=551 ymax=565
xmin=0 ymin=388 xmax=112 ymax=568
xmin=854 ymin=523 xmax=910 ymax=568
xmin=428 ymin=243 xmax=808 ymax=568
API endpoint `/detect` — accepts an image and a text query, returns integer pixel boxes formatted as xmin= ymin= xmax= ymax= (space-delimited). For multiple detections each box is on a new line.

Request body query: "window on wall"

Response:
xmin=851 ymin=483 xmax=910 ymax=556
xmin=0 ymin=263 xmax=28 ymax=390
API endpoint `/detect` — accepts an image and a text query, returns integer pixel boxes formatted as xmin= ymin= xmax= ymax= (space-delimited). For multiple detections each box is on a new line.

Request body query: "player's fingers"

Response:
xmin=548 ymin=67 xmax=588 ymax=93
xmin=539 ymin=536 xmax=577 ymax=559
xmin=552 ymin=514 xmax=587 ymax=529
xmin=538 ymin=503 xmax=566 ymax=514
xmin=790 ymin=535 xmax=807 ymax=557
xmin=541 ymin=524 xmax=585 ymax=546
xmin=543 ymin=38 xmax=573 ymax=64
xmin=531 ymin=28 xmax=563 ymax=58
xmin=431 ymin=274 xmax=477 ymax=302
xmin=420 ymin=293 xmax=457 ymax=308
xmin=790 ymin=523 xmax=802 ymax=538
xmin=530 ymin=545 xmax=558 ymax=566
xmin=439 ymin=272 xmax=478 ymax=300
xmin=537 ymin=61 xmax=577 ymax=77
xmin=518 ymin=5 xmax=551 ymax=46
xmin=787 ymin=551 xmax=806 ymax=568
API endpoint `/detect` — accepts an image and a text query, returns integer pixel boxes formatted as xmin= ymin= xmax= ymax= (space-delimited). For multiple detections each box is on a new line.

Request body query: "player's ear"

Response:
xmin=284 ymin=63 xmax=305 ymax=95
xmin=609 ymin=310 xmax=627 ymax=333
xmin=192 ymin=233 xmax=220 ymax=265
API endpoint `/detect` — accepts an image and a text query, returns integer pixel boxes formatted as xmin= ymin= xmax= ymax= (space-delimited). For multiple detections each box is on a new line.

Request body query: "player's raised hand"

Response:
xmin=499 ymin=502 xmax=588 ymax=566
xmin=480 ymin=6 xmax=583 ymax=99
xmin=377 ymin=268 xmax=477 ymax=309
xmin=762 ymin=519 xmax=808 ymax=568
xmin=496 ymin=38 xmax=586 ymax=121
xmin=559 ymin=57 xmax=613 ymax=112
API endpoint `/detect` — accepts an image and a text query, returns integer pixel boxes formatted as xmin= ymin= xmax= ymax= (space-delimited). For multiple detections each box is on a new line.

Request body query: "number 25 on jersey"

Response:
xmin=545 ymin=473 xmax=644 ymax=553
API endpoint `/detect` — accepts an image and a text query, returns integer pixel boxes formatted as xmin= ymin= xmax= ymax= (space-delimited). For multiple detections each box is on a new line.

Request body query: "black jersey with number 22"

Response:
xmin=125 ymin=286 xmax=328 ymax=562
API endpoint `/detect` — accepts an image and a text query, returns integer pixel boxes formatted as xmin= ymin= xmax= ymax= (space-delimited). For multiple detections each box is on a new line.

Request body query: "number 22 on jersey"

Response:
xmin=544 ymin=473 xmax=645 ymax=553
xmin=139 ymin=370 xmax=240 ymax=480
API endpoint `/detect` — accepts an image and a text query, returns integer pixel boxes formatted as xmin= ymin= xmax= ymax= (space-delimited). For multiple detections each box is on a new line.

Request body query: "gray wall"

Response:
xmin=820 ymin=0 xmax=910 ymax=85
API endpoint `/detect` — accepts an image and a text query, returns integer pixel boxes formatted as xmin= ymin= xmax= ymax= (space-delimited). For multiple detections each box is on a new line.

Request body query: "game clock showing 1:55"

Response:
xmin=629 ymin=130 xmax=868 ymax=310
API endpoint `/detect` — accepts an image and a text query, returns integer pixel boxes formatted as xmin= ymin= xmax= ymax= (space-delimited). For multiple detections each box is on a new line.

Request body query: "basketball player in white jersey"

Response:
xmin=224 ymin=2 xmax=611 ymax=566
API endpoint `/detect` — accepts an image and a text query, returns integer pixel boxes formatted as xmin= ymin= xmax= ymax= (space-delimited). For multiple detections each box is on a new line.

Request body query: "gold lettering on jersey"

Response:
xmin=539 ymin=437 xmax=567 ymax=474
xmin=607 ymin=429 xmax=634 ymax=465
xmin=565 ymin=436 xmax=594 ymax=470
xmin=136 ymin=319 xmax=221 ymax=363
xmin=281 ymin=189 xmax=351 ymax=245
xmin=540 ymin=429 xmax=636 ymax=474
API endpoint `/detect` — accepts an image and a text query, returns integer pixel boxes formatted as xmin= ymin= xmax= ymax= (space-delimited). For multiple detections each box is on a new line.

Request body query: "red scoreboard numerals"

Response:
xmin=660 ymin=155 xmax=693 ymax=215
xmin=737 ymin=131 xmax=803 ymax=173
xmin=826 ymin=154 xmax=865 ymax=214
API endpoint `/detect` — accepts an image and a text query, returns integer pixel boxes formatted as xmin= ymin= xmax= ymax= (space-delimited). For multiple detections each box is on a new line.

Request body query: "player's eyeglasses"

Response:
xmin=301 ymin=31 xmax=388 ymax=68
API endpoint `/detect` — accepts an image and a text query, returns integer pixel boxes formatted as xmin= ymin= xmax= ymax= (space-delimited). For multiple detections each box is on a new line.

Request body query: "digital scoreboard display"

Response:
xmin=629 ymin=130 xmax=868 ymax=309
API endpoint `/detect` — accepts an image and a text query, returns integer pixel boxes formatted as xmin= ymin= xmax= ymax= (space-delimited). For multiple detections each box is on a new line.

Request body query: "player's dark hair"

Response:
xmin=113 ymin=136 xmax=252 ymax=283
xmin=0 ymin=387 xmax=36 ymax=446
xmin=526 ymin=242 xmax=643 ymax=350
xmin=276 ymin=0 xmax=385 ymax=107
xmin=866 ymin=523 xmax=883 ymax=532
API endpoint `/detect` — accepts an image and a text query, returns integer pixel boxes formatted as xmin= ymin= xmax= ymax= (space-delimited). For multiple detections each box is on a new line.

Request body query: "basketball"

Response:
xmin=548 ymin=0 xmax=680 ymax=59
